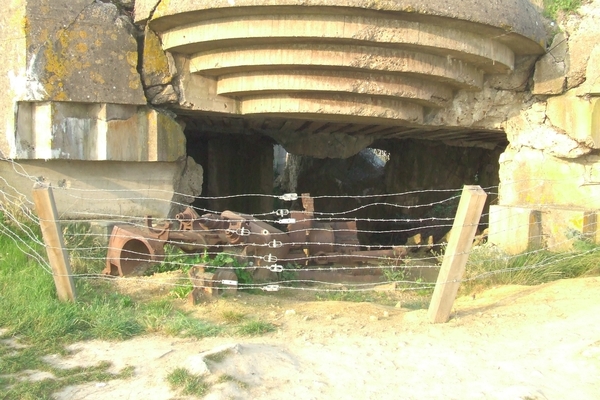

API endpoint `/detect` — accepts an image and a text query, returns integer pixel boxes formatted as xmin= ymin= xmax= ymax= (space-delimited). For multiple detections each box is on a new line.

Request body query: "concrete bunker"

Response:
xmin=4 ymin=0 xmax=600 ymax=255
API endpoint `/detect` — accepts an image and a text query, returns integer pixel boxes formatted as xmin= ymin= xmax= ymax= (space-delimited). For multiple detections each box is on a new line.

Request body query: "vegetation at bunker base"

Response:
xmin=2 ymin=205 xmax=600 ymax=398
xmin=543 ymin=0 xmax=582 ymax=19
xmin=0 ymin=212 xmax=273 ymax=399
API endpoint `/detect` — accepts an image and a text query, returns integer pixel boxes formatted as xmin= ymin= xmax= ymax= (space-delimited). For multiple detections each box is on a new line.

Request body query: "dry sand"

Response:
xmin=27 ymin=277 xmax=600 ymax=399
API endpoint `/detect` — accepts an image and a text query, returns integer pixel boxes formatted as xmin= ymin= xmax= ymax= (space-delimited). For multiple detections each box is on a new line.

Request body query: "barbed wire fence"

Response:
xmin=1 ymin=156 xmax=599 ymax=314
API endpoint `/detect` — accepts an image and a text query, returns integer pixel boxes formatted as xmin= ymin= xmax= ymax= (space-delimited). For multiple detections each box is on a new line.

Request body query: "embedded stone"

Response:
xmin=532 ymin=33 xmax=567 ymax=95
xmin=142 ymin=27 xmax=177 ymax=88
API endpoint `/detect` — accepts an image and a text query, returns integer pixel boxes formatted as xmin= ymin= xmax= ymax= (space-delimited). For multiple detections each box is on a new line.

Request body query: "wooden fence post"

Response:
xmin=32 ymin=183 xmax=76 ymax=302
xmin=427 ymin=185 xmax=487 ymax=323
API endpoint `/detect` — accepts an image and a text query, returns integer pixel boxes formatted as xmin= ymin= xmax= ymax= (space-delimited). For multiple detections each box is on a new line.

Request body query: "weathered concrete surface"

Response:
xmin=488 ymin=206 xmax=542 ymax=255
xmin=546 ymin=91 xmax=600 ymax=148
xmin=139 ymin=0 xmax=547 ymax=49
xmin=26 ymin=1 xmax=145 ymax=104
xmin=0 ymin=157 xmax=201 ymax=219
xmin=0 ymin=0 xmax=146 ymax=159
xmin=132 ymin=0 xmax=547 ymax=158
xmin=533 ymin=32 xmax=568 ymax=95
xmin=488 ymin=2 xmax=600 ymax=253
xmin=489 ymin=205 xmax=599 ymax=253
xmin=141 ymin=27 xmax=179 ymax=105
xmin=14 ymin=103 xmax=186 ymax=162
xmin=498 ymin=147 xmax=600 ymax=209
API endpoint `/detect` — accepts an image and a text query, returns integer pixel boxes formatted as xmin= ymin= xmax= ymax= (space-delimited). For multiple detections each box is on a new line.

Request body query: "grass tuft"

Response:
xmin=166 ymin=367 xmax=209 ymax=397
xmin=221 ymin=310 xmax=246 ymax=324
xmin=462 ymin=241 xmax=600 ymax=294
xmin=543 ymin=0 xmax=582 ymax=19
xmin=236 ymin=320 xmax=276 ymax=336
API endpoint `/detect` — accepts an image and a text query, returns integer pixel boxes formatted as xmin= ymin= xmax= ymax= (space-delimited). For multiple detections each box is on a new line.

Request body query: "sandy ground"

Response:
xmin=17 ymin=277 xmax=600 ymax=399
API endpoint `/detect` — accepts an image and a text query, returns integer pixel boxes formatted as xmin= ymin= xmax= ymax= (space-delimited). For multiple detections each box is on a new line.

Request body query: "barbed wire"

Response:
xmin=1 ymin=156 xmax=599 ymax=297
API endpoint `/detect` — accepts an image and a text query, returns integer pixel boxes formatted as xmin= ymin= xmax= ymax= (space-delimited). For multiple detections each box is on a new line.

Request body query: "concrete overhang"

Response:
xmin=137 ymin=0 xmax=547 ymax=152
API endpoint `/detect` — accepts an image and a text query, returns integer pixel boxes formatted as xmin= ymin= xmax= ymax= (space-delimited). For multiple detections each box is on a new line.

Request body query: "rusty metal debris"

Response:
xmin=104 ymin=194 xmax=406 ymax=281
xmin=188 ymin=265 xmax=238 ymax=304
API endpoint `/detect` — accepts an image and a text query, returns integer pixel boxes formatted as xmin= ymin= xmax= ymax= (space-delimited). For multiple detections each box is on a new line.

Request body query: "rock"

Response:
xmin=489 ymin=55 xmax=538 ymax=91
xmin=563 ymin=3 xmax=600 ymax=89
xmin=27 ymin=1 xmax=145 ymax=104
xmin=185 ymin=354 xmax=210 ymax=376
xmin=148 ymin=84 xmax=179 ymax=105
xmin=142 ymin=27 xmax=177 ymax=88
xmin=533 ymin=33 xmax=567 ymax=95
xmin=285 ymin=309 xmax=297 ymax=316
xmin=546 ymin=90 xmax=600 ymax=148
xmin=369 ymin=315 xmax=379 ymax=321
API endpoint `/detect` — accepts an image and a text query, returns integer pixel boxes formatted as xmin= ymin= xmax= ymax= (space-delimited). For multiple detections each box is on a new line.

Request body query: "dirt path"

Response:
xmin=47 ymin=277 xmax=600 ymax=400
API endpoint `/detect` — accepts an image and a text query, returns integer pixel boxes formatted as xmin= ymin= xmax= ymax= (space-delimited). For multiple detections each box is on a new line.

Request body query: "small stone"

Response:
xmin=383 ymin=311 xmax=390 ymax=318
xmin=369 ymin=315 xmax=378 ymax=321
xmin=285 ymin=309 xmax=296 ymax=316
xmin=394 ymin=302 xmax=402 ymax=308
xmin=302 ymin=316 xmax=310 ymax=321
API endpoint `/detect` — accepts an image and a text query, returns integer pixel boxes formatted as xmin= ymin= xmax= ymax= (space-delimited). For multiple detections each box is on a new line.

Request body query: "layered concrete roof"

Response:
xmin=136 ymin=0 xmax=547 ymax=148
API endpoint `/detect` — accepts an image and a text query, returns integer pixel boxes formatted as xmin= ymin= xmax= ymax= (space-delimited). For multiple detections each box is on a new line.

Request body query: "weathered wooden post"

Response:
xmin=32 ymin=183 xmax=77 ymax=302
xmin=428 ymin=185 xmax=487 ymax=323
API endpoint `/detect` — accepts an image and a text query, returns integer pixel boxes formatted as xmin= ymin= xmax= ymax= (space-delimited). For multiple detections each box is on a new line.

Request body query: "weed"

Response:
xmin=382 ymin=265 xmax=407 ymax=283
xmin=278 ymin=263 xmax=300 ymax=283
xmin=163 ymin=311 xmax=223 ymax=338
xmin=0 ymin=352 xmax=133 ymax=400
xmin=166 ymin=367 xmax=209 ymax=397
xmin=236 ymin=320 xmax=276 ymax=336
xmin=216 ymin=374 xmax=249 ymax=389
xmin=462 ymin=241 xmax=600 ymax=294
xmin=0 ymin=213 xmax=226 ymax=397
xmin=169 ymin=282 xmax=194 ymax=299
xmin=543 ymin=0 xmax=582 ymax=19
xmin=221 ymin=310 xmax=246 ymax=324
xmin=61 ymin=222 xmax=105 ymax=274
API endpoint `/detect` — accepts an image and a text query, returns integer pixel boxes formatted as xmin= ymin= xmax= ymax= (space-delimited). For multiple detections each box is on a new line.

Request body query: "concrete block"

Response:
xmin=0 ymin=158 xmax=200 ymax=219
xmin=488 ymin=205 xmax=542 ymax=255
xmin=14 ymin=102 xmax=186 ymax=162
xmin=489 ymin=205 xmax=598 ymax=254
xmin=540 ymin=208 xmax=597 ymax=252
xmin=546 ymin=90 xmax=600 ymax=148
xmin=532 ymin=33 xmax=567 ymax=95
xmin=498 ymin=147 xmax=600 ymax=210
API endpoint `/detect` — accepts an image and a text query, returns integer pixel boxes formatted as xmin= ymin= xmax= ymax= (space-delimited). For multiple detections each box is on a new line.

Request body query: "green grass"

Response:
xmin=216 ymin=374 xmax=249 ymax=389
xmin=236 ymin=320 xmax=276 ymax=336
xmin=221 ymin=310 xmax=246 ymax=324
xmin=0 ymin=350 xmax=134 ymax=400
xmin=0 ymin=206 xmax=284 ymax=398
xmin=543 ymin=0 xmax=582 ymax=19
xmin=0 ymin=212 xmax=226 ymax=398
xmin=462 ymin=240 xmax=600 ymax=294
xmin=166 ymin=367 xmax=209 ymax=397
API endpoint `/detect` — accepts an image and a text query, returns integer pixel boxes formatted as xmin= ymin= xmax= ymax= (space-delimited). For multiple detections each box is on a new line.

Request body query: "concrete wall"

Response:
xmin=488 ymin=2 xmax=600 ymax=253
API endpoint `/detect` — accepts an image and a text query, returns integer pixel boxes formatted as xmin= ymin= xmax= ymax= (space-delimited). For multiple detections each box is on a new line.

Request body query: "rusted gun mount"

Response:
xmin=104 ymin=196 xmax=406 ymax=277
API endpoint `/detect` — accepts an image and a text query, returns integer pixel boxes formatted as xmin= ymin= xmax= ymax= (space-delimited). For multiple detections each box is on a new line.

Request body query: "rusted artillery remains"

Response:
xmin=103 ymin=195 xmax=406 ymax=281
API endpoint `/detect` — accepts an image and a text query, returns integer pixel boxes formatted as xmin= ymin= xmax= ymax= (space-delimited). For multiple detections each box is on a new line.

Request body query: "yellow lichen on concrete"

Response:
xmin=126 ymin=51 xmax=138 ymax=68
xmin=141 ymin=28 xmax=173 ymax=86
